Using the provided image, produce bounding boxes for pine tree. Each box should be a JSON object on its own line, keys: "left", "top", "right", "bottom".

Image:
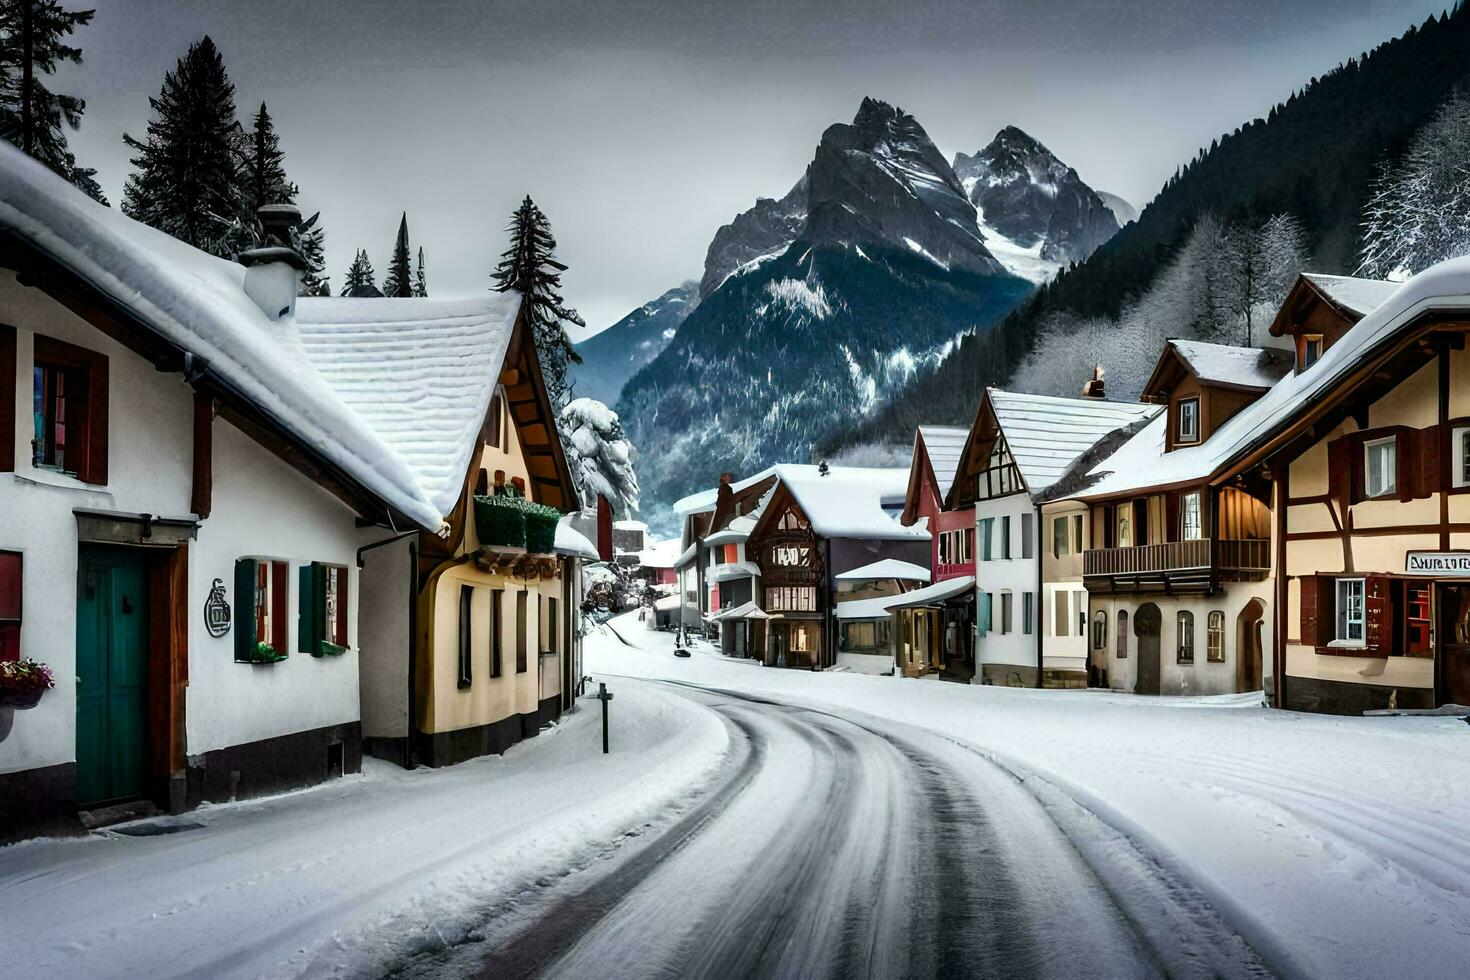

{"left": 340, "top": 248, "right": 380, "bottom": 297}
{"left": 382, "top": 212, "right": 413, "bottom": 297}
{"left": 413, "top": 246, "right": 428, "bottom": 297}
{"left": 121, "top": 36, "right": 243, "bottom": 256}
{"left": 296, "top": 211, "right": 329, "bottom": 296}
{"left": 0, "top": 0, "right": 106, "bottom": 202}
{"left": 492, "top": 196, "right": 584, "bottom": 406}
{"left": 241, "top": 102, "right": 295, "bottom": 212}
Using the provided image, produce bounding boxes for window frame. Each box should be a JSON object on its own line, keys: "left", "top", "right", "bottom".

{"left": 234, "top": 558, "right": 289, "bottom": 663}
{"left": 516, "top": 590, "right": 529, "bottom": 673}
{"left": 30, "top": 334, "right": 108, "bottom": 485}
{"left": 1092, "top": 609, "right": 1108, "bottom": 651}
{"left": 1363, "top": 436, "right": 1397, "bottom": 499}
{"left": 457, "top": 584, "right": 474, "bottom": 688}
{"left": 1001, "top": 515, "right": 1012, "bottom": 560}
{"left": 1022, "top": 591, "right": 1033, "bottom": 636}
{"left": 1000, "top": 592, "right": 1012, "bottom": 634}
{"left": 490, "top": 588, "right": 503, "bottom": 677}
{"left": 1180, "top": 491, "right": 1203, "bottom": 541}
{"left": 1177, "top": 397, "right": 1200, "bottom": 444}
{"left": 1335, "top": 577, "right": 1366, "bottom": 645}
{"left": 1020, "top": 513, "right": 1034, "bottom": 559}
{"left": 1052, "top": 516, "right": 1069, "bottom": 558}
{"left": 1302, "top": 335, "right": 1323, "bottom": 369}
{"left": 1207, "top": 610, "right": 1225, "bottom": 663}
{"left": 0, "top": 550, "right": 22, "bottom": 662}
{"left": 1116, "top": 609, "right": 1128, "bottom": 659}
{"left": 1176, "top": 610, "right": 1195, "bottom": 664}
{"left": 1455, "top": 426, "right": 1470, "bottom": 489}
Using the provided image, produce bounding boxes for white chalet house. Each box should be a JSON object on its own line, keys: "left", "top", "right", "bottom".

{"left": 0, "top": 145, "right": 586, "bottom": 840}
{"left": 948, "top": 389, "right": 1160, "bottom": 686}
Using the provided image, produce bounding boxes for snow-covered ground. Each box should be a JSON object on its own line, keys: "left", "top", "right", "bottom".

{"left": 0, "top": 675, "right": 728, "bottom": 979}
{"left": 592, "top": 613, "right": 1470, "bottom": 979}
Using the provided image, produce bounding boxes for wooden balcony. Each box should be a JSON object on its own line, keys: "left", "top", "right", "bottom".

{"left": 1083, "top": 538, "right": 1269, "bottom": 594}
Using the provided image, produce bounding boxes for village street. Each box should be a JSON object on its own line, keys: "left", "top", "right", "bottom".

{"left": 3, "top": 612, "right": 1469, "bottom": 979}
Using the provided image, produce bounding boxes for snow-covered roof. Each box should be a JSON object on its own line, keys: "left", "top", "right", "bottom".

{"left": 1302, "top": 272, "right": 1398, "bottom": 318}
{"left": 554, "top": 517, "right": 600, "bottom": 560}
{"left": 834, "top": 595, "right": 900, "bottom": 620}
{"left": 672, "top": 465, "right": 779, "bottom": 515}
{"left": 634, "top": 537, "right": 682, "bottom": 568}
{"left": 1065, "top": 257, "right": 1470, "bottom": 500}
{"left": 296, "top": 295, "right": 519, "bottom": 518}
{"left": 835, "top": 559, "right": 931, "bottom": 582}
{"left": 0, "top": 142, "right": 475, "bottom": 531}
{"left": 673, "top": 542, "right": 698, "bottom": 569}
{"left": 613, "top": 519, "right": 648, "bottom": 531}
{"left": 702, "top": 526, "right": 751, "bottom": 547}
{"left": 773, "top": 464, "right": 928, "bottom": 540}
{"left": 885, "top": 575, "right": 976, "bottom": 609}
{"left": 709, "top": 561, "right": 761, "bottom": 584}
{"left": 917, "top": 425, "right": 968, "bottom": 500}
{"left": 713, "top": 600, "right": 770, "bottom": 621}
{"left": 987, "top": 390, "right": 1161, "bottom": 498}
{"left": 1167, "top": 340, "right": 1293, "bottom": 391}
{"left": 653, "top": 594, "right": 682, "bottom": 611}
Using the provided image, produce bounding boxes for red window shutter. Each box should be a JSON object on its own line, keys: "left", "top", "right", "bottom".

{"left": 1299, "top": 574, "right": 1317, "bottom": 646}
{"left": 81, "top": 350, "right": 108, "bottom": 485}
{"left": 271, "top": 561, "right": 289, "bottom": 652}
{"left": 1414, "top": 425, "right": 1440, "bottom": 500}
{"left": 0, "top": 326, "right": 14, "bottom": 472}
{"left": 1365, "top": 574, "right": 1392, "bottom": 654}
{"left": 335, "top": 567, "right": 348, "bottom": 646}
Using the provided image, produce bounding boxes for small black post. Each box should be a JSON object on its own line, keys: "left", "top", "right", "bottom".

{"left": 597, "top": 681, "right": 613, "bottom": 754}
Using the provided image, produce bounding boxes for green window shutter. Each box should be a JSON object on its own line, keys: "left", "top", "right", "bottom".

{"left": 234, "top": 558, "right": 258, "bottom": 662}
{"left": 298, "top": 564, "right": 319, "bottom": 654}
{"left": 312, "top": 562, "right": 329, "bottom": 655}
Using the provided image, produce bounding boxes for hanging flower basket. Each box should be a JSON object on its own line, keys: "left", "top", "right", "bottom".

{"left": 244, "top": 641, "right": 288, "bottom": 665}
{"left": 317, "top": 641, "right": 348, "bottom": 657}
{"left": 0, "top": 659, "right": 55, "bottom": 710}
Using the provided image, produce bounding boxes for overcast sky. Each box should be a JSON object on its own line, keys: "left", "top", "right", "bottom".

{"left": 62, "top": 0, "right": 1446, "bottom": 337}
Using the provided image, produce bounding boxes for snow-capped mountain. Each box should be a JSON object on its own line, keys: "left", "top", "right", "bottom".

{"left": 952, "top": 126, "right": 1121, "bottom": 281}
{"left": 1097, "top": 191, "right": 1139, "bottom": 228}
{"left": 616, "top": 99, "right": 1030, "bottom": 528}
{"left": 572, "top": 281, "right": 698, "bottom": 406}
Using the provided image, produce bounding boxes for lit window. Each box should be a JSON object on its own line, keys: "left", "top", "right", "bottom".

{"left": 1177, "top": 398, "right": 1200, "bottom": 443}
{"left": 1207, "top": 611, "right": 1224, "bottom": 662}
{"left": 1364, "top": 437, "right": 1396, "bottom": 498}
{"left": 1181, "top": 492, "right": 1203, "bottom": 541}
{"left": 1177, "top": 611, "right": 1195, "bottom": 664}
{"left": 1336, "top": 578, "right": 1365, "bottom": 644}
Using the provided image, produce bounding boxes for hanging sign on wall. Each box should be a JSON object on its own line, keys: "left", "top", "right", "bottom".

{"left": 204, "top": 577, "right": 232, "bottom": 637}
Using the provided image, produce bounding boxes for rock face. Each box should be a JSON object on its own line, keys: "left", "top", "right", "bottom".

{"left": 952, "top": 126, "right": 1120, "bottom": 265}
{"left": 616, "top": 98, "right": 1028, "bottom": 529}
{"left": 572, "top": 281, "right": 698, "bottom": 406}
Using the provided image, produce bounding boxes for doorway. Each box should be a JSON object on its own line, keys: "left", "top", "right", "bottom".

{"left": 1236, "top": 598, "right": 1265, "bottom": 693}
{"left": 1436, "top": 584, "right": 1470, "bottom": 707}
{"left": 75, "top": 546, "right": 151, "bottom": 807}
{"left": 1134, "top": 603, "right": 1162, "bottom": 696}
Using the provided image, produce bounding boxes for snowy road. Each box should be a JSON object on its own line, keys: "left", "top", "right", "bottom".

{"left": 407, "top": 680, "right": 1267, "bottom": 980}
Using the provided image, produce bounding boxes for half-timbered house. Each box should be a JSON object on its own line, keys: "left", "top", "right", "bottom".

{"left": 950, "top": 389, "right": 1159, "bottom": 686}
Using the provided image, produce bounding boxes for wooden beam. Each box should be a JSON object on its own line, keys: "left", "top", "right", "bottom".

{"left": 191, "top": 390, "right": 214, "bottom": 519}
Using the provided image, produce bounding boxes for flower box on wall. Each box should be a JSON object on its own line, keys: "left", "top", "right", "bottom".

{"left": 474, "top": 495, "right": 527, "bottom": 548}
{"left": 0, "top": 659, "right": 55, "bottom": 709}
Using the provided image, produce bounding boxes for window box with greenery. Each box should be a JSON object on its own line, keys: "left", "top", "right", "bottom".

{"left": 0, "top": 658, "right": 55, "bottom": 709}
{"left": 235, "top": 558, "right": 289, "bottom": 664}
{"left": 474, "top": 486, "right": 561, "bottom": 554}
{"left": 300, "top": 563, "right": 350, "bottom": 657}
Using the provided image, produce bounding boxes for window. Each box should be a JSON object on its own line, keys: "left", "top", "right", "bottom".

{"left": 938, "top": 529, "right": 972, "bottom": 566}
{"left": 1001, "top": 516, "right": 1012, "bottom": 559}
{"left": 1072, "top": 516, "right": 1084, "bottom": 555}
{"left": 1052, "top": 516, "right": 1070, "bottom": 558}
{"left": 843, "top": 621, "right": 876, "bottom": 649}
{"left": 1364, "top": 436, "right": 1396, "bottom": 498}
{"left": 0, "top": 551, "right": 21, "bottom": 661}
{"left": 1116, "top": 609, "right": 1128, "bottom": 659}
{"left": 457, "top": 585, "right": 474, "bottom": 687}
{"left": 1181, "top": 492, "right": 1203, "bottom": 541}
{"left": 490, "top": 589, "right": 503, "bottom": 677}
{"left": 1455, "top": 427, "right": 1470, "bottom": 488}
{"left": 234, "top": 558, "right": 288, "bottom": 662}
{"left": 1177, "top": 398, "right": 1200, "bottom": 443}
{"left": 980, "top": 518, "right": 994, "bottom": 561}
{"left": 1117, "top": 507, "right": 1132, "bottom": 548}
{"left": 723, "top": 543, "right": 739, "bottom": 565}
{"left": 1000, "top": 592, "right": 1012, "bottom": 634}
{"left": 791, "top": 624, "right": 812, "bottom": 653}
{"left": 1176, "top": 610, "right": 1195, "bottom": 664}
{"left": 1092, "top": 610, "right": 1107, "bottom": 651}
{"left": 1054, "top": 589, "right": 1069, "bottom": 637}
{"left": 1022, "top": 591, "right": 1034, "bottom": 635}
{"left": 547, "top": 597, "right": 558, "bottom": 655}
{"left": 1021, "top": 514, "right": 1034, "bottom": 559}
{"left": 516, "top": 591, "right": 528, "bottom": 672}
{"left": 298, "top": 563, "right": 349, "bottom": 655}
{"left": 978, "top": 591, "right": 991, "bottom": 636}
{"left": 1302, "top": 335, "right": 1323, "bottom": 369}
{"left": 1335, "top": 578, "right": 1365, "bottom": 644}
{"left": 1076, "top": 590, "right": 1087, "bottom": 637}
{"left": 766, "top": 586, "right": 816, "bottom": 612}
{"left": 1207, "top": 610, "right": 1225, "bottom": 662}
{"left": 30, "top": 335, "right": 107, "bottom": 484}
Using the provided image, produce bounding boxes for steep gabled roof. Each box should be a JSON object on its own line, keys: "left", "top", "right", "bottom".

{"left": 1301, "top": 273, "right": 1399, "bottom": 318}
{"left": 672, "top": 465, "right": 779, "bottom": 515}
{"left": 987, "top": 390, "right": 1160, "bottom": 498}
{"left": 761, "top": 464, "right": 928, "bottom": 541}
{"left": 1268, "top": 271, "right": 1396, "bottom": 338}
{"left": 1164, "top": 340, "right": 1294, "bottom": 391}
{"left": 917, "top": 425, "right": 967, "bottom": 499}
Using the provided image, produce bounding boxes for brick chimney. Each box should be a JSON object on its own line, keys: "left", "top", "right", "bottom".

{"left": 238, "top": 204, "right": 308, "bottom": 321}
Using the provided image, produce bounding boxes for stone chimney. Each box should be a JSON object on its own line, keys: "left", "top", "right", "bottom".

{"left": 719, "top": 472, "right": 734, "bottom": 485}
{"left": 238, "top": 204, "right": 308, "bottom": 320}
{"left": 1082, "top": 364, "right": 1106, "bottom": 399}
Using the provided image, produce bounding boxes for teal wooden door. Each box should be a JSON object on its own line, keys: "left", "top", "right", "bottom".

{"left": 75, "top": 549, "right": 150, "bottom": 807}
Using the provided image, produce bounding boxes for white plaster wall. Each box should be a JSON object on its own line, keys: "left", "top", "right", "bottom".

{"left": 186, "top": 422, "right": 362, "bottom": 754}
{"left": 1, "top": 273, "right": 192, "bottom": 775}
{"left": 1093, "top": 580, "right": 1273, "bottom": 697}
{"left": 357, "top": 533, "right": 413, "bottom": 739}
{"left": 973, "top": 494, "right": 1039, "bottom": 670}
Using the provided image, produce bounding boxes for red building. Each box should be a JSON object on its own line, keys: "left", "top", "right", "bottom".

{"left": 901, "top": 426, "right": 974, "bottom": 581}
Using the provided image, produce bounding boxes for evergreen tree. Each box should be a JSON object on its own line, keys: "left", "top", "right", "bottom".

{"left": 413, "top": 245, "right": 428, "bottom": 297}
{"left": 341, "top": 248, "right": 380, "bottom": 297}
{"left": 382, "top": 212, "right": 413, "bottom": 297}
{"left": 0, "top": 0, "right": 106, "bottom": 202}
{"left": 296, "top": 211, "right": 329, "bottom": 296}
{"left": 492, "top": 196, "right": 584, "bottom": 406}
{"left": 241, "top": 102, "right": 295, "bottom": 212}
{"left": 121, "top": 36, "right": 243, "bottom": 256}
